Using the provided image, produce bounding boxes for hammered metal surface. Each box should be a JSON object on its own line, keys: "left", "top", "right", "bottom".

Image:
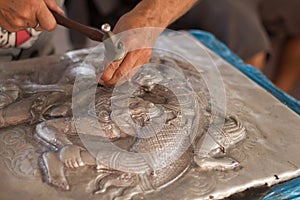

{"left": 0, "top": 32, "right": 299, "bottom": 200}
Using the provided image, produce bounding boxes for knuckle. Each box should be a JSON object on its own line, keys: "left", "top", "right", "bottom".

{"left": 111, "top": 63, "right": 120, "bottom": 71}
{"left": 44, "top": 23, "right": 56, "bottom": 31}
{"left": 20, "top": 10, "right": 32, "bottom": 20}
{"left": 115, "top": 70, "right": 125, "bottom": 78}
{"left": 13, "top": 19, "right": 25, "bottom": 28}
{"left": 106, "top": 61, "right": 119, "bottom": 70}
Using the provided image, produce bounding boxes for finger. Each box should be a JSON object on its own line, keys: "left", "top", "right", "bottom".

{"left": 124, "top": 55, "right": 149, "bottom": 81}
{"left": 102, "top": 54, "right": 134, "bottom": 86}
{"left": 64, "top": 160, "right": 70, "bottom": 168}
{"left": 97, "top": 73, "right": 105, "bottom": 85}
{"left": 104, "top": 50, "right": 151, "bottom": 86}
{"left": 67, "top": 159, "right": 74, "bottom": 169}
{"left": 103, "top": 52, "right": 141, "bottom": 86}
{"left": 71, "top": 158, "right": 79, "bottom": 168}
{"left": 100, "top": 59, "right": 123, "bottom": 82}
{"left": 76, "top": 157, "right": 85, "bottom": 167}
{"left": 36, "top": 3, "right": 57, "bottom": 31}
{"left": 44, "top": 0, "right": 65, "bottom": 15}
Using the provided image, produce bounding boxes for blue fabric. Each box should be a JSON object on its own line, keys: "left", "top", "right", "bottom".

{"left": 263, "top": 178, "right": 300, "bottom": 200}
{"left": 189, "top": 30, "right": 300, "bottom": 115}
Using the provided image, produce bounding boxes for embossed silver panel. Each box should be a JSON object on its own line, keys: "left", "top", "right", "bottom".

{"left": 0, "top": 32, "right": 299, "bottom": 200}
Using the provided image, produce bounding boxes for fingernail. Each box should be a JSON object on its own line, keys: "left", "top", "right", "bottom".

{"left": 98, "top": 78, "right": 105, "bottom": 85}
{"left": 97, "top": 73, "right": 104, "bottom": 82}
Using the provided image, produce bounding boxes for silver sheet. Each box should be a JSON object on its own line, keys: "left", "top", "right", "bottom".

{"left": 0, "top": 31, "right": 299, "bottom": 200}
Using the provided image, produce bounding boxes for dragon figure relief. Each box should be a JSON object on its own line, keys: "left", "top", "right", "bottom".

{"left": 0, "top": 55, "right": 246, "bottom": 199}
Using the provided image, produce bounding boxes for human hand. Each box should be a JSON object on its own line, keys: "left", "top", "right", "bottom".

{"left": 99, "top": 0, "right": 198, "bottom": 86}
{"left": 0, "top": 0, "right": 64, "bottom": 32}
{"left": 99, "top": 11, "right": 164, "bottom": 86}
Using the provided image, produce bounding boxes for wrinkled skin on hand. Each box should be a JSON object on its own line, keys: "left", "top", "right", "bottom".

{"left": 99, "top": 0, "right": 198, "bottom": 86}
{"left": 99, "top": 12, "right": 163, "bottom": 86}
{"left": 0, "top": 0, "right": 64, "bottom": 32}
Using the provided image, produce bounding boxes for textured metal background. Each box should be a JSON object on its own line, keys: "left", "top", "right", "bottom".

{"left": 0, "top": 32, "right": 299, "bottom": 200}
